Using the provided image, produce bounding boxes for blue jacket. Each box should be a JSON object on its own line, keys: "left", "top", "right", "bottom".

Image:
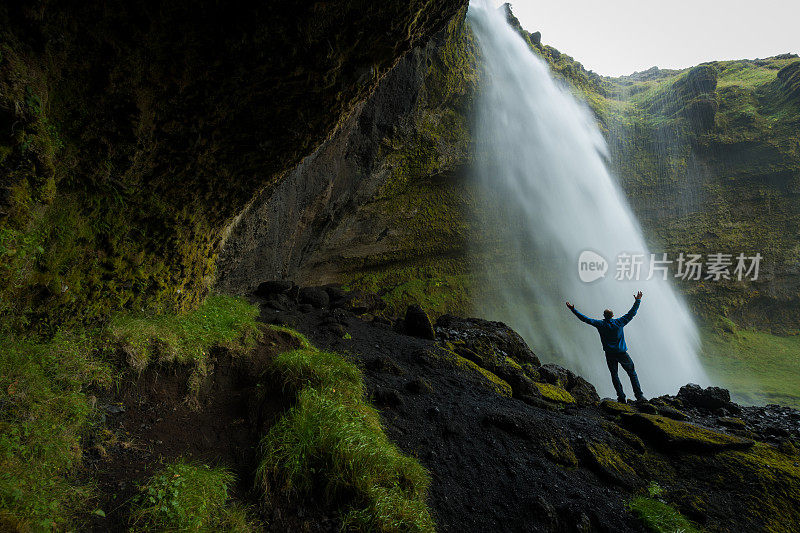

{"left": 572, "top": 299, "right": 640, "bottom": 354}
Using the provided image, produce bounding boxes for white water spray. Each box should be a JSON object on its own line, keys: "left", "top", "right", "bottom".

{"left": 467, "top": 2, "right": 708, "bottom": 396}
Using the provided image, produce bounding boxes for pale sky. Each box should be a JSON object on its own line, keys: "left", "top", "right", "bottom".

{"left": 494, "top": 0, "right": 800, "bottom": 77}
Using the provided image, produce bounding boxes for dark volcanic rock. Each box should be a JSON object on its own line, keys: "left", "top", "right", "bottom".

{"left": 254, "top": 280, "right": 294, "bottom": 298}
{"left": 404, "top": 305, "right": 436, "bottom": 340}
{"left": 299, "top": 286, "right": 330, "bottom": 309}
{"left": 677, "top": 383, "right": 739, "bottom": 412}
{"left": 269, "top": 289, "right": 800, "bottom": 533}
{"left": 657, "top": 405, "right": 688, "bottom": 421}
{"left": 436, "top": 314, "right": 541, "bottom": 367}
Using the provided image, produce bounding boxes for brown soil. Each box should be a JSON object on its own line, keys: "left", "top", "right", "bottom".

{"left": 80, "top": 327, "right": 299, "bottom": 531}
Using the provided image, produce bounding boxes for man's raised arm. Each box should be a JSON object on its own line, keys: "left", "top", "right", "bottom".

{"left": 566, "top": 301, "right": 600, "bottom": 326}
{"left": 617, "top": 291, "right": 643, "bottom": 326}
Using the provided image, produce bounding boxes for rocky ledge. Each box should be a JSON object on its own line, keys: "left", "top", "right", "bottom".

{"left": 255, "top": 281, "right": 800, "bottom": 532}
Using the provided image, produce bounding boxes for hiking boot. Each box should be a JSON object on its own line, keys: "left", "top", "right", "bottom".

{"left": 616, "top": 397, "right": 627, "bottom": 404}
{"left": 635, "top": 394, "right": 648, "bottom": 403}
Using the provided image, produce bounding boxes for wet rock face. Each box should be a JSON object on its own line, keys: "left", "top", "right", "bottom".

{"left": 0, "top": 0, "right": 467, "bottom": 331}
{"left": 214, "top": 9, "right": 479, "bottom": 307}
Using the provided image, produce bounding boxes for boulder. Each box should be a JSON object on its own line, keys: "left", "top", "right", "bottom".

{"left": 254, "top": 280, "right": 293, "bottom": 297}
{"left": 434, "top": 315, "right": 540, "bottom": 367}
{"left": 570, "top": 376, "right": 600, "bottom": 405}
{"left": 657, "top": 405, "right": 688, "bottom": 421}
{"left": 538, "top": 363, "right": 571, "bottom": 388}
{"left": 677, "top": 383, "right": 739, "bottom": 412}
{"left": 538, "top": 364, "right": 598, "bottom": 406}
{"left": 299, "top": 286, "right": 330, "bottom": 309}
{"left": 405, "top": 305, "right": 436, "bottom": 340}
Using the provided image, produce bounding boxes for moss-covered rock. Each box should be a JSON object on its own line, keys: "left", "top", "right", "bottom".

{"left": 0, "top": 0, "right": 468, "bottom": 337}
{"left": 432, "top": 346, "right": 513, "bottom": 398}
{"left": 710, "top": 443, "right": 800, "bottom": 531}
{"left": 533, "top": 382, "right": 576, "bottom": 405}
{"left": 601, "top": 399, "right": 636, "bottom": 415}
{"left": 621, "top": 413, "right": 754, "bottom": 452}
{"left": 541, "top": 433, "right": 579, "bottom": 467}
{"left": 585, "top": 440, "right": 639, "bottom": 486}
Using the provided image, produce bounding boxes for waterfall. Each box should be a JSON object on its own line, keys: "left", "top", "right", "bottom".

{"left": 467, "top": 2, "right": 709, "bottom": 397}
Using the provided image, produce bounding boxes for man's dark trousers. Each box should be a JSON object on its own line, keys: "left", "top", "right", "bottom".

{"left": 605, "top": 351, "right": 643, "bottom": 401}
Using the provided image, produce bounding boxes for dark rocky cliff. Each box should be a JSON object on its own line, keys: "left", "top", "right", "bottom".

{"left": 0, "top": 0, "right": 466, "bottom": 335}
{"left": 217, "top": 9, "right": 481, "bottom": 317}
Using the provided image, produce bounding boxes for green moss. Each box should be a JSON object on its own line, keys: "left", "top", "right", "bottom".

{"left": 601, "top": 420, "right": 646, "bottom": 453}
{"left": 430, "top": 345, "right": 513, "bottom": 398}
{"left": 700, "top": 326, "right": 800, "bottom": 408}
{"left": 259, "top": 341, "right": 436, "bottom": 532}
{"left": 541, "top": 433, "right": 578, "bottom": 467}
{"left": 703, "top": 443, "right": 800, "bottom": 532}
{"left": 623, "top": 413, "right": 753, "bottom": 452}
{"left": 372, "top": 274, "right": 475, "bottom": 319}
{"left": 454, "top": 354, "right": 513, "bottom": 398}
{"left": 629, "top": 495, "right": 700, "bottom": 533}
{"left": 600, "top": 399, "right": 636, "bottom": 415}
{"left": 533, "top": 382, "right": 575, "bottom": 404}
{"left": 585, "top": 441, "right": 638, "bottom": 485}
{"left": 129, "top": 460, "right": 258, "bottom": 531}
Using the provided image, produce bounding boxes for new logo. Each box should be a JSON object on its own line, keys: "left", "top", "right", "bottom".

{"left": 578, "top": 250, "right": 608, "bottom": 283}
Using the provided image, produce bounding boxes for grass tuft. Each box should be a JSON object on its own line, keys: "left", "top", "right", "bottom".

{"left": 108, "top": 294, "right": 260, "bottom": 368}
{"left": 129, "top": 460, "right": 258, "bottom": 531}
{"left": 0, "top": 332, "right": 113, "bottom": 530}
{"left": 258, "top": 340, "right": 435, "bottom": 532}
{"left": 0, "top": 294, "right": 260, "bottom": 528}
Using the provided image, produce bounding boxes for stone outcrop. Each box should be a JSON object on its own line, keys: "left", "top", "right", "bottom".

{"left": 0, "top": 0, "right": 468, "bottom": 334}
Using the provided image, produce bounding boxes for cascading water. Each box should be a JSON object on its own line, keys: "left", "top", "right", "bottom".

{"left": 467, "top": 2, "right": 709, "bottom": 396}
